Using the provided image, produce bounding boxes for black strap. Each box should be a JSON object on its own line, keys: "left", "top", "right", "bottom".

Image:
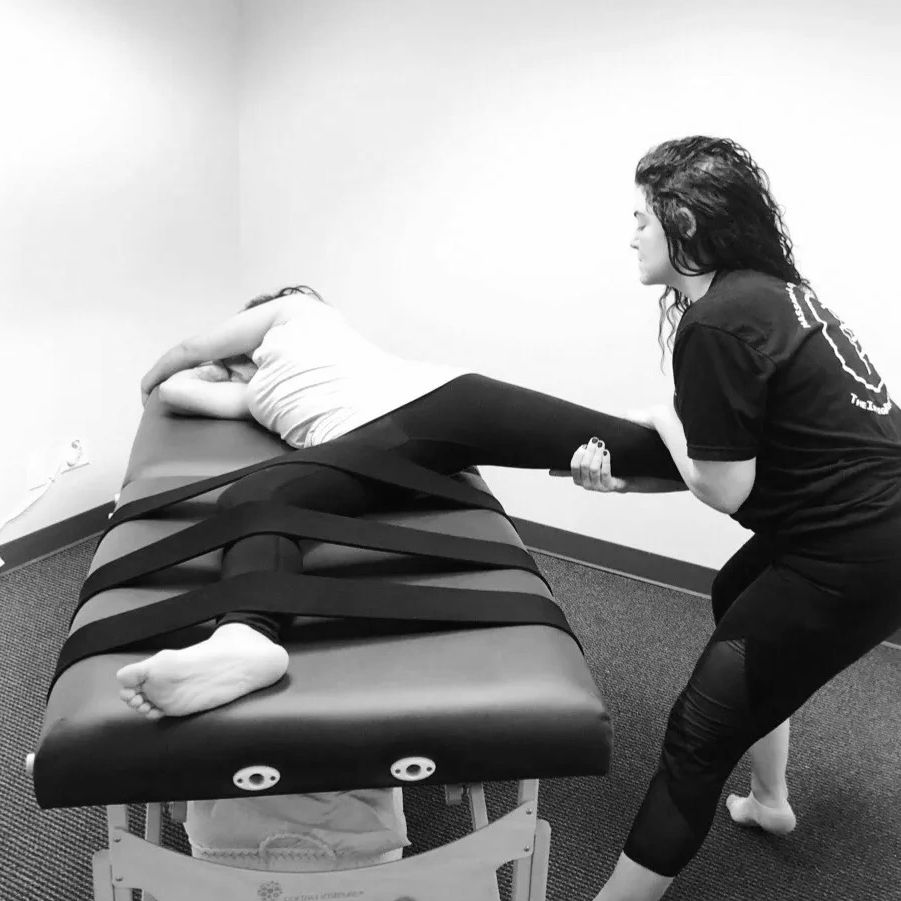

{"left": 51, "top": 571, "right": 579, "bottom": 695}
{"left": 76, "top": 501, "right": 546, "bottom": 623}
{"left": 108, "top": 444, "right": 503, "bottom": 531}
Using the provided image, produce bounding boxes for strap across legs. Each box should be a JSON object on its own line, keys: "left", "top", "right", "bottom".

{"left": 51, "top": 571, "right": 579, "bottom": 694}
{"left": 107, "top": 444, "right": 504, "bottom": 532}
{"left": 53, "top": 442, "right": 576, "bottom": 696}
{"left": 75, "top": 501, "right": 546, "bottom": 623}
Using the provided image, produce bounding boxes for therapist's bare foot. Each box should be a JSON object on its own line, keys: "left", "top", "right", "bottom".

{"left": 116, "top": 623, "right": 289, "bottom": 719}
{"left": 726, "top": 790, "right": 797, "bottom": 835}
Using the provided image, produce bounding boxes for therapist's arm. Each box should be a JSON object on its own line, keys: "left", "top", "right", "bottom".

{"left": 549, "top": 468, "right": 687, "bottom": 492}
{"left": 649, "top": 404, "right": 755, "bottom": 514}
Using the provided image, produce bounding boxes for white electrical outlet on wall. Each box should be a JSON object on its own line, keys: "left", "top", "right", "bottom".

{"left": 1, "top": 439, "right": 92, "bottom": 564}
{"left": 63, "top": 438, "right": 89, "bottom": 471}
{"left": 26, "top": 438, "right": 89, "bottom": 490}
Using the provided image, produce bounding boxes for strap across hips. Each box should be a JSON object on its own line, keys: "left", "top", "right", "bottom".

{"left": 106, "top": 444, "right": 505, "bottom": 531}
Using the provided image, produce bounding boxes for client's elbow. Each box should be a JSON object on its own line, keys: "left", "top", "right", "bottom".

{"left": 156, "top": 377, "right": 178, "bottom": 409}
{"left": 156, "top": 372, "right": 195, "bottom": 413}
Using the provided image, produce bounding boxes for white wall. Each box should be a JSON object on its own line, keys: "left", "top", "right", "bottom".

{"left": 5, "top": 0, "right": 900, "bottom": 572}
{"left": 237, "top": 0, "right": 901, "bottom": 568}
{"left": 0, "top": 0, "right": 241, "bottom": 545}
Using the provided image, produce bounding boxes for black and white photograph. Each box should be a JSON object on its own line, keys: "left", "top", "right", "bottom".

{"left": 1, "top": 2, "right": 899, "bottom": 900}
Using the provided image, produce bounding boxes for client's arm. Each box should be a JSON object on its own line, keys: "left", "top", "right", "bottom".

{"left": 157, "top": 365, "right": 252, "bottom": 419}
{"left": 140, "top": 298, "right": 293, "bottom": 404}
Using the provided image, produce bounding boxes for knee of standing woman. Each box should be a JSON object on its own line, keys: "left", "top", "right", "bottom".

{"left": 710, "top": 568, "right": 738, "bottom": 624}
{"left": 625, "top": 640, "right": 758, "bottom": 876}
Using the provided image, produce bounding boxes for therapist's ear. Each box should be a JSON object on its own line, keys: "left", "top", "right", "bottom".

{"left": 674, "top": 206, "right": 697, "bottom": 239}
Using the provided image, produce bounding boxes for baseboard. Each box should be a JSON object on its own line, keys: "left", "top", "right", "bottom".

{"left": 3, "top": 506, "right": 898, "bottom": 648}
{"left": 0, "top": 502, "right": 113, "bottom": 573}
{"left": 511, "top": 517, "right": 716, "bottom": 597}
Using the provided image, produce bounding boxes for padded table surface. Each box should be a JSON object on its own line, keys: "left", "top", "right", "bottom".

{"left": 34, "top": 399, "right": 611, "bottom": 808}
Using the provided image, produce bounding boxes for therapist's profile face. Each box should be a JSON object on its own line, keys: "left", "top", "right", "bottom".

{"left": 630, "top": 187, "right": 675, "bottom": 288}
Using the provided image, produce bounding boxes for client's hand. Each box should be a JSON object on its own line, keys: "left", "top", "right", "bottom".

{"left": 550, "top": 437, "right": 628, "bottom": 493}
{"left": 178, "top": 358, "right": 256, "bottom": 384}
{"left": 221, "top": 355, "right": 257, "bottom": 383}
{"left": 140, "top": 374, "right": 156, "bottom": 406}
{"left": 193, "top": 361, "right": 231, "bottom": 382}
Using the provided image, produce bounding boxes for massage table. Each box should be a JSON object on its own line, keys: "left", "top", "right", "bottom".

{"left": 29, "top": 396, "right": 612, "bottom": 901}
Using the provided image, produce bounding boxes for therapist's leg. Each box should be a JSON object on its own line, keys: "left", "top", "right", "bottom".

{"left": 709, "top": 538, "right": 795, "bottom": 831}
{"left": 591, "top": 549, "right": 901, "bottom": 900}
{"left": 726, "top": 720, "right": 795, "bottom": 832}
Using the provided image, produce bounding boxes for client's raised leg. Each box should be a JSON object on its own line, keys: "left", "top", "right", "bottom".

{"left": 382, "top": 374, "right": 684, "bottom": 481}
{"left": 117, "top": 460, "right": 395, "bottom": 718}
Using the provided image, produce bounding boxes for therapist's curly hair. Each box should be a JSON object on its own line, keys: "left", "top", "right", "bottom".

{"left": 243, "top": 284, "right": 326, "bottom": 310}
{"left": 635, "top": 136, "right": 808, "bottom": 361}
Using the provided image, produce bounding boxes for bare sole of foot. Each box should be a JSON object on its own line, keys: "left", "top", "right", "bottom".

{"left": 726, "top": 791, "right": 797, "bottom": 835}
{"left": 115, "top": 623, "right": 289, "bottom": 719}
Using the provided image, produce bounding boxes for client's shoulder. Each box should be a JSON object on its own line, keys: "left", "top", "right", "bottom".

{"left": 272, "top": 292, "right": 339, "bottom": 327}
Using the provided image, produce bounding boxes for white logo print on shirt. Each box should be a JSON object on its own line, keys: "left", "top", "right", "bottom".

{"left": 785, "top": 283, "right": 892, "bottom": 415}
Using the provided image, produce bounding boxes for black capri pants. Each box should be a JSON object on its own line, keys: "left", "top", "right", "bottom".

{"left": 624, "top": 529, "right": 901, "bottom": 876}
{"left": 214, "top": 372, "right": 682, "bottom": 639}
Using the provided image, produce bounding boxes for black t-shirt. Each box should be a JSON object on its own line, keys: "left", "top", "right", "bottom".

{"left": 672, "top": 269, "right": 901, "bottom": 552}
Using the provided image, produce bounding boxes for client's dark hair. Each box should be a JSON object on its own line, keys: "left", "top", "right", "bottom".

{"left": 242, "top": 285, "right": 326, "bottom": 311}
{"left": 635, "top": 136, "right": 807, "bottom": 359}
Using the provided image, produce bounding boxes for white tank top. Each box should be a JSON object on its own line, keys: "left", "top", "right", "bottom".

{"left": 246, "top": 299, "right": 464, "bottom": 448}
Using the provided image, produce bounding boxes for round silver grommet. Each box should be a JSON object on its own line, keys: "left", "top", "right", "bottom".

{"left": 233, "top": 765, "right": 281, "bottom": 791}
{"left": 390, "top": 756, "right": 436, "bottom": 782}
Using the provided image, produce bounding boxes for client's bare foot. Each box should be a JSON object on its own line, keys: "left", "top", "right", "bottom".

{"left": 116, "top": 623, "right": 289, "bottom": 719}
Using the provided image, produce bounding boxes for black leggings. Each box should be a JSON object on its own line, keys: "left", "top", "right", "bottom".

{"left": 215, "top": 373, "right": 682, "bottom": 639}
{"left": 623, "top": 531, "right": 901, "bottom": 876}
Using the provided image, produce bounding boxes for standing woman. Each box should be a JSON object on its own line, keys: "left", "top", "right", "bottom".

{"left": 573, "top": 136, "right": 901, "bottom": 900}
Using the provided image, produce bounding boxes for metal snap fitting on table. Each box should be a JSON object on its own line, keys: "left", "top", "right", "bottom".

{"left": 390, "top": 756, "right": 436, "bottom": 782}
{"left": 233, "top": 765, "right": 281, "bottom": 791}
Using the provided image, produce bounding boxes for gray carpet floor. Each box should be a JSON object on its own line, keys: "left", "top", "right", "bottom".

{"left": 2, "top": 537, "right": 899, "bottom": 900}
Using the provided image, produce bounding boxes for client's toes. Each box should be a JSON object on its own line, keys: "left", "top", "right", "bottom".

{"left": 119, "top": 685, "right": 164, "bottom": 720}
{"left": 136, "top": 699, "right": 160, "bottom": 718}
{"left": 117, "top": 660, "right": 150, "bottom": 690}
{"left": 128, "top": 693, "right": 148, "bottom": 710}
